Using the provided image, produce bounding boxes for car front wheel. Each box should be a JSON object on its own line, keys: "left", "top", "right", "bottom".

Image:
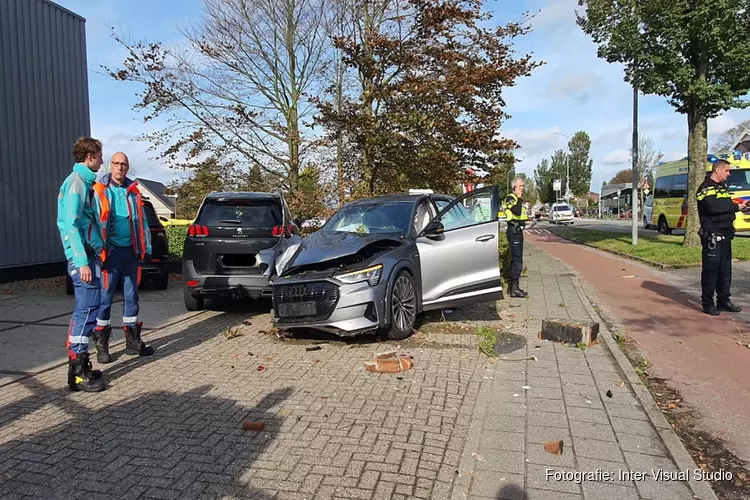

{"left": 381, "top": 271, "right": 417, "bottom": 341}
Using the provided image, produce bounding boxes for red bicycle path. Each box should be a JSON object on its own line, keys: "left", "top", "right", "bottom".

{"left": 525, "top": 230, "right": 750, "bottom": 464}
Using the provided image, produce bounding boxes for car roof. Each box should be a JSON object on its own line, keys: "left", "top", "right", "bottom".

{"left": 205, "top": 191, "right": 280, "bottom": 200}
{"left": 345, "top": 193, "right": 429, "bottom": 205}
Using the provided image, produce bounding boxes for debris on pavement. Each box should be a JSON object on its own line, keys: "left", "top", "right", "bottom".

{"left": 606, "top": 390, "right": 613, "bottom": 398}
{"left": 242, "top": 421, "right": 265, "bottom": 431}
{"left": 522, "top": 386, "right": 531, "bottom": 390}
{"left": 544, "top": 440, "right": 564, "bottom": 455}
{"left": 364, "top": 351, "right": 414, "bottom": 373}
{"left": 257, "top": 366, "right": 266, "bottom": 372}
{"left": 223, "top": 327, "right": 243, "bottom": 339}
{"left": 306, "top": 345, "right": 323, "bottom": 352}
{"left": 472, "top": 452, "right": 485, "bottom": 462}
{"left": 243, "top": 319, "right": 252, "bottom": 326}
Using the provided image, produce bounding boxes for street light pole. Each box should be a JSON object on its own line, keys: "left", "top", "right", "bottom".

{"left": 632, "top": 85, "right": 639, "bottom": 246}
{"left": 555, "top": 132, "right": 570, "bottom": 203}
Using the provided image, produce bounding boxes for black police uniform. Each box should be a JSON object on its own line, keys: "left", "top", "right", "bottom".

{"left": 505, "top": 193, "right": 528, "bottom": 298}
{"left": 696, "top": 177, "right": 743, "bottom": 315}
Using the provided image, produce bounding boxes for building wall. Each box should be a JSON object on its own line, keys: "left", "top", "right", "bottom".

{"left": 0, "top": 0, "right": 90, "bottom": 269}
{"left": 138, "top": 185, "right": 175, "bottom": 219}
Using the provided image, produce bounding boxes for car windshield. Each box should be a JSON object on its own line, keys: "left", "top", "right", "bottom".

{"left": 726, "top": 169, "right": 750, "bottom": 192}
{"left": 554, "top": 205, "right": 572, "bottom": 212}
{"left": 323, "top": 202, "right": 413, "bottom": 236}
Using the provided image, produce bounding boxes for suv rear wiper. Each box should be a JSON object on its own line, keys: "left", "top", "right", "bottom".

{"left": 218, "top": 219, "right": 242, "bottom": 224}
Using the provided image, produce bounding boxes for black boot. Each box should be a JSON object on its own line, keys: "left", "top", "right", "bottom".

{"left": 510, "top": 281, "right": 528, "bottom": 298}
{"left": 124, "top": 322, "right": 154, "bottom": 356}
{"left": 718, "top": 301, "right": 742, "bottom": 313}
{"left": 67, "top": 352, "right": 106, "bottom": 392}
{"left": 93, "top": 326, "right": 113, "bottom": 364}
{"left": 703, "top": 304, "right": 720, "bottom": 316}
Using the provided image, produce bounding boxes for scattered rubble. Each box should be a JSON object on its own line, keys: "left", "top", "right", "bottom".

{"left": 241, "top": 421, "right": 265, "bottom": 431}
{"left": 540, "top": 318, "right": 599, "bottom": 345}
{"left": 364, "top": 351, "right": 414, "bottom": 373}
{"left": 544, "top": 440, "right": 564, "bottom": 455}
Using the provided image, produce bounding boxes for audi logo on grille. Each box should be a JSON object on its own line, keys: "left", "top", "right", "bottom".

{"left": 286, "top": 285, "right": 306, "bottom": 298}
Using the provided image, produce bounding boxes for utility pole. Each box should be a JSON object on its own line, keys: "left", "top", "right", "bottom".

{"left": 554, "top": 132, "right": 571, "bottom": 203}
{"left": 631, "top": 85, "right": 639, "bottom": 246}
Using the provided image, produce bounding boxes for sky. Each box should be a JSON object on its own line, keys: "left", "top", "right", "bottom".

{"left": 54, "top": 0, "right": 750, "bottom": 193}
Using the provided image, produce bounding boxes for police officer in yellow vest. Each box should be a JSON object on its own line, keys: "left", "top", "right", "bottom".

{"left": 505, "top": 176, "right": 529, "bottom": 298}
{"left": 697, "top": 158, "right": 749, "bottom": 315}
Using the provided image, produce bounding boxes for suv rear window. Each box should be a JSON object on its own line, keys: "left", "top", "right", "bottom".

{"left": 197, "top": 199, "right": 283, "bottom": 227}
{"left": 143, "top": 204, "right": 162, "bottom": 227}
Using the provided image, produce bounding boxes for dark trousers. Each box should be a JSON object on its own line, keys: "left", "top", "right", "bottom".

{"left": 507, "top": 226, "right": 524, "bottom": 282}
{"left": 701, "top": 235, "right": 732, "bottom": 306}
{"left": 96, "top": 246, "right": 141, "bottom": 327}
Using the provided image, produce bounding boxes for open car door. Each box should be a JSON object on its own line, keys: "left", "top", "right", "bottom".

{"left": 417, "top": 185, "right": 502, "bottom": 311}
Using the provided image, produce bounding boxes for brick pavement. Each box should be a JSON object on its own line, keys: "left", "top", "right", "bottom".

{"left": 451, "top": 242, "right": 712, "bottom": 500}
{"left": 0, "top": 293, "right": 490, "bottom": 499}
{"left": 0, "top": 245, "right": 712, "bottom": 500}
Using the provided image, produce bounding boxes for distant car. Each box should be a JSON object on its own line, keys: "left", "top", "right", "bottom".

{"left": 643, "top": 195, "right": 654, "bottom": 229}
{"left": 271, "top": 186, "right": 503, "bottom": 340}
{"left": 65, "top": 199, "right": 169, "bottom": 295}
{"left": 181, "top": 191, "right": 298, "bottom": 311}
{"left": 548, "top": 203, "right": 575, "bottom": 224}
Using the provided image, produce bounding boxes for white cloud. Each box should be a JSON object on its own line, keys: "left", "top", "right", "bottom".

{"left": 601, "top": 150, "right": 631, "bottom": 165}
{"left": 545, "top": 72, "right": 602, "bottom": 103}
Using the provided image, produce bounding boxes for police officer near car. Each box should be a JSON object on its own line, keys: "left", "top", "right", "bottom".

{"left": 697, "top": 158, "right": 750, "bottom": 315}
{"left": 505, "top": 176, "right": 529, "bottom": 298}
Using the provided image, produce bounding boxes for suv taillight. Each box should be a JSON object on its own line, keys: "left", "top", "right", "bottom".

{"left": 188, "top": 224, "right": 209, "bottom": 237}
{"left": 272, "top": 224, "right": 295, "bottom": 237}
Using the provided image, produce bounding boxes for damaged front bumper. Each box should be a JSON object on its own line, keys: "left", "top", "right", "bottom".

{"left": 271, "top": 274, "right": 389, "bottom": 336}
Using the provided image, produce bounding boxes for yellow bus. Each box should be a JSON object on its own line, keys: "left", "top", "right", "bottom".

{"left": 650, "top": 153, "right": 750, "bottom": 234}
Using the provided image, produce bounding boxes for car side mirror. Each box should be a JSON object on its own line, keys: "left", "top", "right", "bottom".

{"left": 422, "top": 221, "right": 445, "bottom": 239}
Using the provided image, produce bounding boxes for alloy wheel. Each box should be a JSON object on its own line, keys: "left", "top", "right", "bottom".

{"left": 392, "top": 275, "right": 416, "bottom": 332}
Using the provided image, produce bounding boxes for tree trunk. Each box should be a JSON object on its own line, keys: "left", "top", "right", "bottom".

{"left": 683, "top": 107, "right": 707, "bottom": 248}
{"left": 285, "top": 3, "right": 300, "bottom": 196}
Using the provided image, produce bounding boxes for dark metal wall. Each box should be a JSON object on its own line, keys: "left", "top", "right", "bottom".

{"left": 0, "top": 0, "right": 90, "bottom": 269}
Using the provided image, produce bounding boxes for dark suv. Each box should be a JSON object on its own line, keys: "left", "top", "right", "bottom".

{"left": 65, "top": 199, "right": 169, "bottom": 294}
{"left": 182, "top": 191, "right": 298, "bottom": 311}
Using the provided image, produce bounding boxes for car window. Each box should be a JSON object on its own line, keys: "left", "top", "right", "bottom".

{"left": 197, "top": 199, "right": 282, "bottom": 227}
{"left": 413, "top": 200, "right": 434, "bottom": 233}
{"left": 553, "top": 205, "right": 571, "bottom": 212}
{"left": 727, "top": 170, "right": 750, "bottom": 192}
{"left": 142, "top": 204, "right": 162, "bottom": 227}
{"left": 437, "top": 190, "right": 493, "bottom": 231}
{"left": 323, "top": 202, "right": 413, "bottom": 236}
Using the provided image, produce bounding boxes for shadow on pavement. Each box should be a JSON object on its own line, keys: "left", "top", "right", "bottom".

{"left": 640, "top": 280, "right": 704, "bottom": 312}
{"left": 0, "top": 384, "right": 292, "bottom": 498}
{"left": 0, "top": 300, "right": 268, "bottom": 426}
{"left": 496, "top": 484, "right": 526, "bottom": 500}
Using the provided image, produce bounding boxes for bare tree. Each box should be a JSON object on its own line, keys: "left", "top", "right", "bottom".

{"left": 630, "top": 135, "right": 663, "bottom": 216}
{"left": 105, "top": 0, "right": 330, "bottom": 200}
{"left": 712, "top": 119, "right": 750, "bottom": 154}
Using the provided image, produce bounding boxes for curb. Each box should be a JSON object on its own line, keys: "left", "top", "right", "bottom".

{"left": 544, "top": 229, "right": 700, "bottom": 270}
{"left": 568, "top": 272, "right": 718, "bottom": 500}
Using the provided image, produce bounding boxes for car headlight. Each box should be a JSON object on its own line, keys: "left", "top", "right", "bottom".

{"left": 335, "top": 264, "right": 383, "bottom": 286}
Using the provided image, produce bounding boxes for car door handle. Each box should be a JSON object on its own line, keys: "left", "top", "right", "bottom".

{"left": 476, "top": 234, "right": 495, "bottom": 242}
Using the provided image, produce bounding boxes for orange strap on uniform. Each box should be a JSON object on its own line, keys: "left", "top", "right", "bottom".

{"left": 92, "top": 183, "right": 111, "bottom": 263}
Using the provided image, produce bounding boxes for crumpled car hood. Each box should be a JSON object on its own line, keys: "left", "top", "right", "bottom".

{"left": 276, "top": 231, "right": 402, "bottom": 276}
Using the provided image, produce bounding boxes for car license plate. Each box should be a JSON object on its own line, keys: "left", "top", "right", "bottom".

{"left": 278, "top": 301, "right": 317, "bottom": 317}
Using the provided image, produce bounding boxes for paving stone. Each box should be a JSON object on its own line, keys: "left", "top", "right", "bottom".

{"left": 581, "top": 481, "right": 640, "bottom": 500}
{"left": 475, "top": 450, "right": 525, "bottom": 474}
{"left": 527, "top": 411, "right": 570, "bottom": 429}
{"left": 565, "top": 406, "right": 610, "bottom": 425}
{"left": 527, "top": 488, "right": 583, "bottom": 500}
{"left": 469, "top": 471, "right": 524, "bottom": 498}
{"left": 526, "top": 426, "right": 572, "bottom": 446}
{"left": 478, "top": 431, "right": 525, "bottom": 452}
{"left": 573, "top": 437, "right": 625, "bottom": 463}
{"left": 570, "top": 421, "right": 617, "bottom": 442}
{"left": 526, "top": 464, "right": 582, "bottom": 494}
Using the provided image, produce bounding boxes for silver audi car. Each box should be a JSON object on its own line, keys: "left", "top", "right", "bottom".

{"left": 270, "top": 185, "right": 503, "bottom": 340}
